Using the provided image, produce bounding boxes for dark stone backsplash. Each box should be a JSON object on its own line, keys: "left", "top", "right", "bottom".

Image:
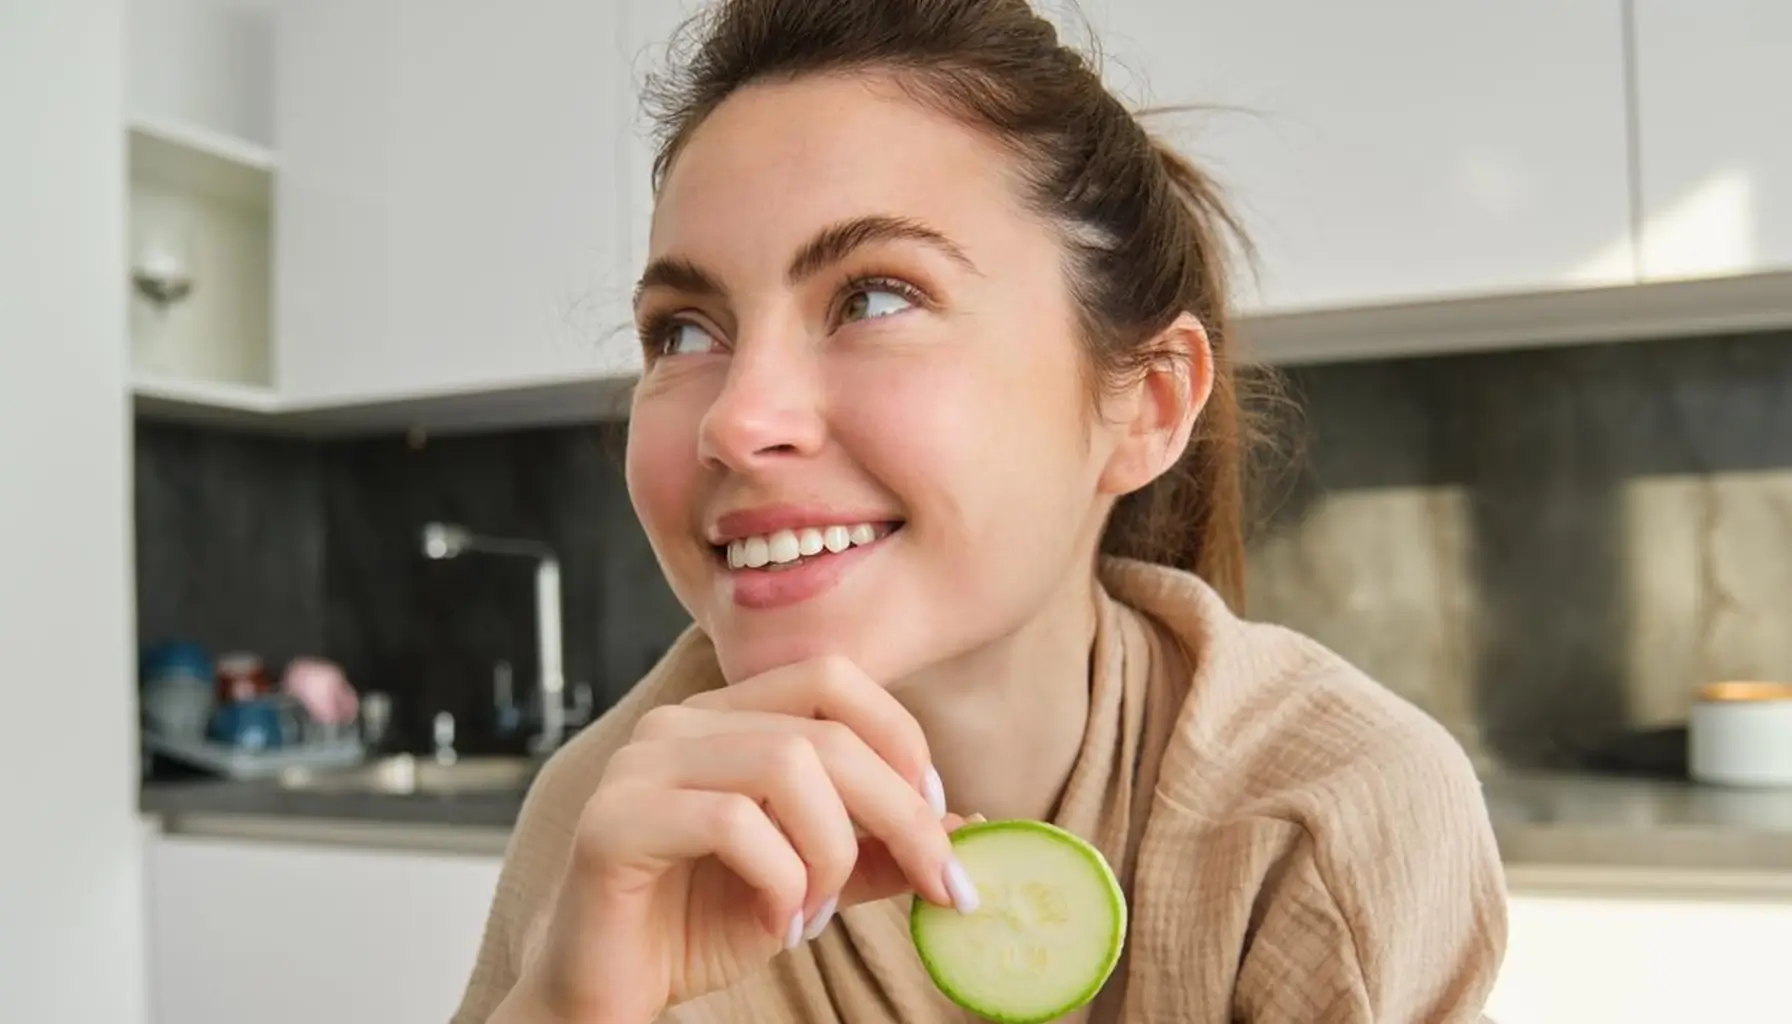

{"left": 136, "top": 327, "right": 1792, "bottom": 769}
{"left": 134, "top": 421, "right": 691, "bottom": 755}
{"left": 135, "top": 424, "right": 327, "bottom": 672}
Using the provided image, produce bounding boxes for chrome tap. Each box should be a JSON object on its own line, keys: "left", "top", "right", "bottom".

{"left": 421, "top": 522, "right": 567, "bottom": 754}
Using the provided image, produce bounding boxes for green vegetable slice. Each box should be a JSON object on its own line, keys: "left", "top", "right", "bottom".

{"left": 910, "top": 819, "right": 1126, "bottom": 1023}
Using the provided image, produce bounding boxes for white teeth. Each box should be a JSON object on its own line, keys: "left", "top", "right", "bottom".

{"left": 742, "top": 536, "right": 770, "bottom": 568}
{"left": 767, "top": 529, "right": 800, "bottom": 563}
{"left": 724, "top": 522, "right": 892, "bottom": 569}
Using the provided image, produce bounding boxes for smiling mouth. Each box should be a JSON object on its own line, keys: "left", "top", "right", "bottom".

{"left": 714, "top": 521, "right": 903, "bottom": 571}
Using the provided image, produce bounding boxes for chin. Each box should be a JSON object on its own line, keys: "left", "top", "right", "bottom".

{"left": 706, "top": 611, "right": 882, "bottom": 685}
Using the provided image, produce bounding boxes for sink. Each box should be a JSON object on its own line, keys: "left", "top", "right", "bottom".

{"left": 276, "top": 754, "right": 542, "bottom": 797}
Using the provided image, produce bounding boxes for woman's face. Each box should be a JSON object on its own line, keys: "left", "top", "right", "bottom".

{"left": 626, "top": 73, "right": 1155, "bottom": 686}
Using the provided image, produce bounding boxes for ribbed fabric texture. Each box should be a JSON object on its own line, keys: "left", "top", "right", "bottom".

{"left": 453, "top": 558, "right": 1508, "bottom": 1023}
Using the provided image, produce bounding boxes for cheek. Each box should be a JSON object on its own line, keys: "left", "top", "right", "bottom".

{"left": 624, "top": 401, "right": 699, "bottom": 546}
{"left": 834, "top": 342, "right": 1093, "bottom": 529}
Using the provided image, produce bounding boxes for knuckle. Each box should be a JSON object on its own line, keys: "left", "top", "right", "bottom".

{"left": 765, "top": 733, "right": 819, "bottom": 784}
{"left": 907, "top": 799, "right": 946, "bottom": 843}
{"left": 813, "top": 655, "right": 862, "bottom": 697}
{"left": 707, "top": 792, "right": 761, "bottom": 844}
{"left": 572, "top": 784, "right": 634, "bottom": 864}
{"left": 680, "top": 687, "right": 723, "bottom": 711}
{"left": 631, "top": 704, "right": 683, "bottom": 740}
{"left": 601, "top": 738, "right": 663, "bottom": 784}
{"left": 808, "top": 719, "right": 858, "bottom": 762}
{"left": 812, "top": 837, "right": 860, "bottom": 892}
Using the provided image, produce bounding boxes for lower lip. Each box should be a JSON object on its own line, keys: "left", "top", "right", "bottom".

{"left": 723, "top": 533, "right": 892, "bottom": 610}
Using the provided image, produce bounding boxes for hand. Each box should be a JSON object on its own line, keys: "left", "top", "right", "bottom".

{"left": 501, "top": 656, "right": 977, "bottom": 1024}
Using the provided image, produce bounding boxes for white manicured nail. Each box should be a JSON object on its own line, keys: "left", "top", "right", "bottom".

{"left": 802, "top": 895, "right": 838, "bottom": 940}
{"left": 943, "top": 856, "right": 980, "bottom": 914}
{"left": 922, "top": 765, "right": 947, "bottom": 818}
{"left": 784, "top": 910, "right": 803, "bottom": 950}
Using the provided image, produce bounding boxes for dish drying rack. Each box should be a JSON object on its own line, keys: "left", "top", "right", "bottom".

{"left": 144, "top": 729, "right": 367, "bottom": 781}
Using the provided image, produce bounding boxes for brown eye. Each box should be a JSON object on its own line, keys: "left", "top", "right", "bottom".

{"left": 645, "top": 318, "right": 720, "bottom": 358}
{"left": 841, "top": 285, "right": 915, "bottom": 323}
{"left": 666, "top": 321, "right": 717, "bottom": 355}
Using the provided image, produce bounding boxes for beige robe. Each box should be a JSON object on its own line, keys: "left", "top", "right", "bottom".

{"left": 453, "top": 558, "right": 1508, "bottom": 1022}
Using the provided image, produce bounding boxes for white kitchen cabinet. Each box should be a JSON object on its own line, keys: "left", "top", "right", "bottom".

{"left": 274, "top": 0, "right": 640, "bottom": 411}
{"left": 125, "top": 0, "right": 279, "bottom": 408}
{"left": 1632, "top": 1, "right": 1792, "bottom": 282}
{"left": 127, "top": 0, "right": 275, "bottom": 149}
{"left": 618, "top": 0, "right": 713, "bottom": 287}
{"left": 146, "top": 833, "right": 502, "bottom": 1024}
{"left": 1078, "top": 1, "right": 1636, "bottom": 321}
{"left": 1486, "top": 892, "right": 1792, "bottom": 1023}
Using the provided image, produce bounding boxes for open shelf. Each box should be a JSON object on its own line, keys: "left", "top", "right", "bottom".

{"left": 127, "top": 115, "right": 275, "bottom": 406}
{"left": 132, "top": 372, "right": 280, "bottom": 414}
{"left": 127, "top": 116, "right": 274, "bottom": 210}
{"left": 132, "top": 372, "right": 285, "bottom": 432}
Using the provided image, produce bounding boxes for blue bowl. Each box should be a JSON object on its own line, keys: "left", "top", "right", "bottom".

{"left": 141, "top": 641, "right": 213, "bottom": 687}
{"left": 207, "top": 697, "right": 296, "bottom": 751}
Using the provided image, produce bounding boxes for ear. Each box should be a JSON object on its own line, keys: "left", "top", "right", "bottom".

{"left": 1096, "top": 313, "right": 1214, "bottom": 497}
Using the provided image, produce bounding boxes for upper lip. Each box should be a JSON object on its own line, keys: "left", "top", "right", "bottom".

{"left": 706, "top": 503, "right": 904, "bottom": 545}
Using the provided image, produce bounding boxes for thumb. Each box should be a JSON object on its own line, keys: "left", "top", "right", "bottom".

{"left": 840, "top": 813, "right": 984, "bottom": 908}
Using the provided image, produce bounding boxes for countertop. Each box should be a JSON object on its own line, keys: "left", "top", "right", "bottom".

{"left": 140, "top": 769, "right": 1792, "bottom": 895}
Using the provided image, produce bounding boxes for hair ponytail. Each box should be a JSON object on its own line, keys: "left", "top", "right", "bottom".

{"left": 1097, "top": 136, "right": 1260, "bottom": 609}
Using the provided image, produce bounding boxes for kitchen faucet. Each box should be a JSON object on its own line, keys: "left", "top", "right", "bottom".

{"left": 421, "top": 521, "right": 570, "bottom": 754}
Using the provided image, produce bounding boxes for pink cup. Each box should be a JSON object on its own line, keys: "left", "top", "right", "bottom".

{"left": 281, "top": 658, "right": 359, "bottom": 730}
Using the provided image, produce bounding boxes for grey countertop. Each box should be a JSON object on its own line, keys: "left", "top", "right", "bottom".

{"left": 140, "top": 769, "right": 1792, "bottom": 893}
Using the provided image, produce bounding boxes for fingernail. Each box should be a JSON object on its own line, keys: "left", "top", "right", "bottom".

{"left": 922, "top": 765, "right": 947, "bottom": 818}
{"left": 942, "top": 856, "right": 980, "bottom": 914}
{"left": 966, "top": 813, "right": 988, "bottom": 824}
{"left": 784, "top": 910, "right": 803, "bottom": 950}
{"left": 802, "top": 895, "right": 838, "bottom": 941}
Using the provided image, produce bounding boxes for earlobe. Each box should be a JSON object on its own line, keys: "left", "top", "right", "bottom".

{"left": 1096, "top": 313, "right": 1214, "bottom": 496}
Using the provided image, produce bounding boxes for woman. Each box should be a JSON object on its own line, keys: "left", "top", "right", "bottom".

{"left": 456, "top": 1, "right": 1506, "bottom": 1021}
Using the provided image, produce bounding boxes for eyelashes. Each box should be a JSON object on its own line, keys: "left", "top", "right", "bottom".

{"left": 636, "top": 274, "right": 933, "bottom": 361}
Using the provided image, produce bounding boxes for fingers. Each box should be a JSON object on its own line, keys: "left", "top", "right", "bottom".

{"left": 586, "top": 784, "right": 808, "bottom": 940}
{"left": 612, "top": 729, "right": 858, "bottom": 912}
{"left": 681, "top": 656, "right": 939, "bottom": 807}
{"left": 842, "top": 812, "right": 976, "bottom": 908}
{"left": 615, "top": 726, "right": 960, "bottom": 911}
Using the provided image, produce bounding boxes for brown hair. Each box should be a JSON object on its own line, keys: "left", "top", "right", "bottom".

{"left": 641, "top": 0, "right": 1277, "bottom": 610}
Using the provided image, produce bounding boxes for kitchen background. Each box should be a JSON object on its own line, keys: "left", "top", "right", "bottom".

{"left": 137, "top": 325, "right": 1792, "bottom": 771}
{"left": 12, "top": 0, "right": 1792, "bottom": 1022}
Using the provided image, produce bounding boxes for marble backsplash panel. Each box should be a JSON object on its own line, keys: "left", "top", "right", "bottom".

{"left": 1250, "top": 328, "right": 1792, "bottom": 768}
{"left": 134, "top": 328, "right": 1792, "bottom": 765}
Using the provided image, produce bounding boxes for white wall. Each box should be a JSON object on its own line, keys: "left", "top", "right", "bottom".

{"left": 127, "top": 0, "right": 276, "bottom": 144}
{"left": 0, "top": 3, "right": 148, "bottom": 1024}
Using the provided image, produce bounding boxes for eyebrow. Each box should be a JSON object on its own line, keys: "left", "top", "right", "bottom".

{"left": 786, "top": 214, "right": 979, "bottom": 283}
{"left": 633, "top": 214, "right": 979, "bottom": 309}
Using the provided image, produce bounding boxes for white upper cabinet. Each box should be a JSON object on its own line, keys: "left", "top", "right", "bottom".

{"left": 128, "top": 0, "right": 276, "bottom": 148}
{"left": 1075, "top": 0, "right": 1637, "bottom": 317}
{"left": 1632, "top": 0, "right": 1792, "bottom": 282}
{"left": 618, "top": 1, "right": 713, "bottom": 285}
{"left": 209, "top": 0, "right": 1790, "bottom": 425}
{"left": 274, "top": 0, "right": 637, "bottom": 409}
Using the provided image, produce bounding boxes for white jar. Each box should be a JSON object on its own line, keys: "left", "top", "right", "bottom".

{"left": 1688, "top": 682, "right": 1792, "bottom": 788}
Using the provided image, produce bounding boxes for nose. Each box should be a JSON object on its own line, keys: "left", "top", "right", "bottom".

{"left": 697, "top": 339, "right": 827, "bottom": 472}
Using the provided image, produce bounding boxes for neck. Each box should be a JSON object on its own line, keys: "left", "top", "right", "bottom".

{"left": 892, "top": 568, "right": 1102, "bottom": 823}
